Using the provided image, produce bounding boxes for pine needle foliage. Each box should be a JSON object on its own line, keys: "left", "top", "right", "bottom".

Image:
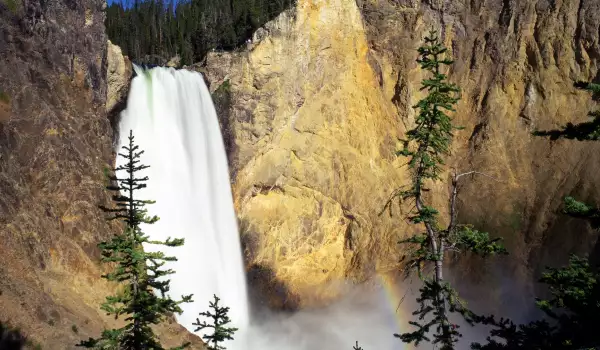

{"left": 533, "top": 82, "right": 600, "bottom": 141}
{"left": 78, "top": 130, "right": 192, "bottom": 350}
{"left": 534, "top": 81, "right": 600, "bottom": 233}
{"left": 471, "top": 255, "right": 600, "bottom": 350}
{"left": 105, "top": 0, "right": 296, "bottom": 65}
{"left": 388, "top": 30, "right": 507, "bottom": 350}
{"left": 192, "top": 295, "right": 237, "bottom": 350}
{"left": 0, "top": 322, "right": 29, "bottom": 350}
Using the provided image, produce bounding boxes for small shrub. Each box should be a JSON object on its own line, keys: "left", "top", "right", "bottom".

{"left": 71, "top": 325, "right": 78, "bottom": 334}
{"left": 0, "top": 90, "right": 10, "bottom": 104}
{"left": 214, "top": 79, "right": 231, "bottom": 95}
{"left": 1, "top": 0, "right": 20, "bottom": 14}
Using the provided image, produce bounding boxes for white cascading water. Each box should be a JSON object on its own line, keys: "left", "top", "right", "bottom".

{"left": 116, "top": 66, "right": 249, "bottom": 346}
{"left": 115, "top": 66, "right": 412, "bottom": 350}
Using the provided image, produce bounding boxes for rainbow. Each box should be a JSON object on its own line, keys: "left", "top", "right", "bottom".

{"left": 376, "top": 271, "right": 418, "bottom": 350}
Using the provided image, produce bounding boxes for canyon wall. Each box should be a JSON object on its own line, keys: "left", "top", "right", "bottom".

{"left": 0, "top": 1, "right": 198, "bottom": 348}
{"left": 359, "top": 0, "right": 600, "bottom": 312}
{"left": 206, "top": 1, "right": 408, "bottom": 309}
{"left": 205, "top": 0, "right": 600, "bottom": 313}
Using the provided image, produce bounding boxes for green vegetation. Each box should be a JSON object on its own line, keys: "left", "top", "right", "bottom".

{"left": 77, "top": 130, "right": 192, "bottom": 349}
{"left": 105, "top": 0, "right": 296, "bottom": 65}
{"left": 472, "top": 255, "right": 600, "bottom": 349}
{"left": 1, "top": 0, "right": 20, "bottom": 14}
{"left": 0, "top": 321, "right": 29, "bottom": 349}
{"left": 0, "top": 90, "right": 10, "bottom": 104}
{"left": 71, "top": 325, "right": 79, "bottom": 334}
{"left": 213, "top": 80, "right": 231, "bottom": 96}
{"left": 192, "top": 295, "right": 238, "bottom": 350}
{"left": 385, "top": 30, "right": 507, "bottom": 349}
{"left": 533, "top": 82, "right": 600, "bottom": 142}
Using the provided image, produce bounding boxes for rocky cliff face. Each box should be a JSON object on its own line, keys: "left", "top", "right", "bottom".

{"left": 0, "top": 1, "right": 199, "bottom": 348}
{"left": 205, "top": 0, "right": 408, "bottom": 309}
{"left": 106, "top": 39, "right": 132, "bottom": 132}
{"left": 359, "top": 0, "right": 600, "bottom": 311}
{"left": 205, "top": 0, "right": 600, "bottom": 311}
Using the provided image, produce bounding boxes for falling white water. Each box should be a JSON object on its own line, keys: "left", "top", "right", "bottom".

{"left": 116, "top": 66, "right": 249, "bottom": 345}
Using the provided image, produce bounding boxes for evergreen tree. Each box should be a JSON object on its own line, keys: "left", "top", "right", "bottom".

{"left": 0, "top": 322, "right": 29, "bottom": 350}
{"left": 78, "top": 130, "right": 192, "bottom": 350}
{"left": 533, "top": 82, "right": 600, "bottom": 142}
{"left": 386, "top": 30, "right": 507, "bottom": 349}
{"left": 192, "top": 295, "right": 237, "bottom": 350}
{"left": 105, "top": 0, "right": 296, "bottom": 65}
{"left": 471, "top": 81, "right": 600, "bottom": 350}
{"left": 471, "top": 255, "right": 599, "bottom": 350}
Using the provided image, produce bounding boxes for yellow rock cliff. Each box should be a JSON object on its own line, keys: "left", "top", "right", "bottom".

{"left": 207, "top": 0, "right": 411, "bottom": 308}
{"left": 205, "top": 0, "right": 600, "bottom": 311}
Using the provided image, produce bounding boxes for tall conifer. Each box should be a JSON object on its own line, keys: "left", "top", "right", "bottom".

{"left": 386, "top": 30, "right": 507, "bottom": 349}
{"left": 78, "top": 130, "right": 192, "bottom": 350}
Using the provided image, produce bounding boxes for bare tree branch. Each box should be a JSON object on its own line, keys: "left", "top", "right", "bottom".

{"left": 447, "top": 169, "right": 502, "bottom": 236}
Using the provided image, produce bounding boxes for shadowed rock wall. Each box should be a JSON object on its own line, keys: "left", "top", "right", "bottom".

{"left": 0, "top": 1, "right": 201, "bottom": 347}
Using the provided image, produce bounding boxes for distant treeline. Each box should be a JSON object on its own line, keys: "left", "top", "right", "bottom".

{"left": 105, "top": 0, "right": 295, "bottom": 65}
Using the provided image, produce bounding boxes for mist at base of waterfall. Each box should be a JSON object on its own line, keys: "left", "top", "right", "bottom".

{"left": 227, "top": 273, "right": 517, "bottom": 350}
{"left": 230, "top": 283, "right": 402, "bottom": 350}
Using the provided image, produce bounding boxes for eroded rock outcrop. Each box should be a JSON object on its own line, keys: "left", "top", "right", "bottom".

{"left": 106, "top": 40, "right": 132, "bottom": 121}
{"left": 0, "top": 2, "right": 200, "bottom": 348}
{"left": 206, "top": 0, "right": 600, "bottom": 311}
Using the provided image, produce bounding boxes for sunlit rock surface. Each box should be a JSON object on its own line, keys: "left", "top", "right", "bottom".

{"left": 206, "top": 0, "right": 600, "bottom": 312}
{"left": 206, "top": 0, "right": 407, "bottom": 308}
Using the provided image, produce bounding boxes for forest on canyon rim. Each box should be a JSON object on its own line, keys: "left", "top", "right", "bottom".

{"left": 104, "top": 0, "right": 296, "bottom": 64}
{"left": 0, "top": 0, "right": 600, "bottom": 349}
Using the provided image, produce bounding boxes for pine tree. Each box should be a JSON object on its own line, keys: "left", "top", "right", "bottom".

{"left": 0, "top": 322, "right": 29, "bottom": 350}
{"left": 386, "top": 30, "right": 507, "bottom": 349}
{"left": 192, "top": 295, "right": 238, "bottom": 350}
{"left": 353, "top": 341, "right": 364, "bottom": 350}
{"left": 104, "top": 0, "right": 296, "bottom": 65}
{"left": 471, "top": 255, "right": 600, "bottom": 349}
{"left": 78, "top": 130, "right": 192, "bottom": 350}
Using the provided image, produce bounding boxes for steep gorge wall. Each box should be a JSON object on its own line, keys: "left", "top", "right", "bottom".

{"left": 0, "top": 1, "right": 116, "bottom": 346}
{"left": 0, "top": 1, "right": 199, "bottom": 348}
{"left": 206, "top": 0, "right": 600, "bottom": 312}
{"left": 359, "top": 0, "right": 600, "bottom": 312}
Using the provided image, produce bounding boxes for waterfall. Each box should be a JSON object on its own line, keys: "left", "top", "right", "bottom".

{"left": 115, "top": 66, "right": 407, "bottom": 350}
{"left": 116, "top": 66, "right": 249, "bottom": 344}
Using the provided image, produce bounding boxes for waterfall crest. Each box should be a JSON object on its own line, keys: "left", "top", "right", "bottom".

{"left": 116, "top": 66, "right": 249, "bottom": 342}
